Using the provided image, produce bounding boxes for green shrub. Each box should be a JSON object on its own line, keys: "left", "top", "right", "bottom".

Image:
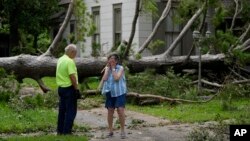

{"left": 127, "top": 69, "right": 194, "bottom": 99}
{"left": 188, "top": 118, "right": 230, "bottom": 141}
{"left": 0, "top": 68, "right": 20, "bottom": 102}
{"left": 218, "top": 84, "right": 250, "bottom": 111}
{"left": 43, "top": 91, "right": 59, "bottom": 108}
{"left": 188, "top": 128, "right": 216, "bottom": 141}
{"left": 8, "top": 90, "right": 58, "bottom": 112}
{"left": 188, "top": 127, "right": 228, "bottom": 141}
{"left": 91, "top": 42, "right": 101, "bottom": 57}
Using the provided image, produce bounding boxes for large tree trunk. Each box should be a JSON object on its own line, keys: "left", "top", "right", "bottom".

{"left": 0, "top": 54, "right": 226, "bottom": 92}
{"left": 0, "top": 55, "right": 106, "bottom": 80}
{"left": 0, "top": 54, "right": 225, "bottom": 79}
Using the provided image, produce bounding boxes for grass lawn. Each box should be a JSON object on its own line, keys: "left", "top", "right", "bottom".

{"left": 0, "top": 77, "right": 90, "bottom": 140}
{"left": 0, "top": 102, "right": 89, "bottom": 140}
{"left": 16, "top": 76, "right": 249, "bottom": 141}
{"left": 0, "top": 102, "right": 57, "bottom": 133}
{"left": 22, "top": 77, "right": 58, "bottom": 90}
{"left": 127, "top": 98, "right": 250, "bottom": 123}
{"left": 22, "top": 77, "right": 250, "bottom": 124}
{"left": 2, "top": 135, "right": 88, "bottom": 141}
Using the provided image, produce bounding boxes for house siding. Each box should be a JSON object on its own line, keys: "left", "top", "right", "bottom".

{"left": 76, "top": 0, "right": 234, "bottom": 57}
{"left": 80, "top": 0, "right": 190, "bottom": 57}
{"left": 82, "top": 0, "right": 150, "bottom": 57}
{"left": 138, "top": 12, "right": 153, "bottom": 56}
{"left": 55, "top": 0, "right": 208, "bottom": 57}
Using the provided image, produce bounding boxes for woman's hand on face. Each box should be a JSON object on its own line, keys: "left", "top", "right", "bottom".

{"left": 107, "top": 56, "right": 116, "bottom": 68}
{"left": 107, "top": 60, "right": 111, "bottom": 66}
{"left": 110, "top": 61, "right": 116, "bottom": 68}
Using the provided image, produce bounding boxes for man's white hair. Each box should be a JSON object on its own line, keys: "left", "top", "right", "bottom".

{"left": 65, "top": 44, "right": 77, "bottom": 53}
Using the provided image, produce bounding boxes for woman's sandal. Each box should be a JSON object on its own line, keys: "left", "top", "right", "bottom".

{"left": 106, "top": 132, "right": 113, "bottom": 138}
{"left": 120, "top": 132, "right": 126, "bottom": 139}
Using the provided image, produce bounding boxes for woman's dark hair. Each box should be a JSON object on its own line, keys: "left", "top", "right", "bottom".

{"left": 107, "top": 52, "right": 120, "bottom": 64}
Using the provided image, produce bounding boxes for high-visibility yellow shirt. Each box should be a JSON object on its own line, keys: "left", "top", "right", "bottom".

{"left": 56, "top": 54, "right": 78, "bottom": 87}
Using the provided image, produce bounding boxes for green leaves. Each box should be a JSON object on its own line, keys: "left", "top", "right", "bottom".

{"left": 127, "top": 68, "right": 193, "bottom": 98}
{"left": 1, "top": 0, "right": 60, "bottom": 55}
{"left": 212, "top": 6, "right": 227, "bottom": 27}
{"left": 141, "top": 0, "right": 158, "bottom": 17}
{"left": 176, "top": 0, "right": 200, "bottom": 23}
{"left": 73, "top": 0, "right": 95, "bottom": 43}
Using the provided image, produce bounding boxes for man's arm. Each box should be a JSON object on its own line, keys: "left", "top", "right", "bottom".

{"left": 69, "top": 74, "right": 78, "bottom": 90}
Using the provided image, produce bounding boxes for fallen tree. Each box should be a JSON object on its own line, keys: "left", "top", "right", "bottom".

{"left": 0, "top": 53, "right": 226, "bottom": 92}
{"left": 0, "top": 0, "right": 249, "bottom": 94}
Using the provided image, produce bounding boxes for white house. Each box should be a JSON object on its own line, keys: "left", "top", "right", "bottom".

{"left": 56, "top": 0, "right": 235, "bottom": 57}
{"left": 53, "top": 0, "right": 203, "bottom": 57}
{"left": 81, "top": 0, "right": 154, "bottom": 57}
{"left": 81, "top": 0, "right": 196, "bottom": 57}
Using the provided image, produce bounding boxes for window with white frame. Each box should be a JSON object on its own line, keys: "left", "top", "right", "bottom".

{"left": 92, "top": 7, "right": 100, "bottom": 44}
{"left": 113, "top": 4, "right": 122, "bottom": 48}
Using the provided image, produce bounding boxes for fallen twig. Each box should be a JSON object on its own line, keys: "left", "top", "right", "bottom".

{"left": 82, "top": 90, "right": 216, "bottom": 105}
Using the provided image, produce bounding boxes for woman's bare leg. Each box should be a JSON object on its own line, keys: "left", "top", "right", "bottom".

{"left": 107, "top": 108, "right": 115, "bottom": 133}
{"left": 117, "top": 107, "right": 125, "bottom": 133}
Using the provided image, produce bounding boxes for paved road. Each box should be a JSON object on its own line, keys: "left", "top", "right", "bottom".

{"left": 75, "top": 107, "right": 194, "bottom": 141}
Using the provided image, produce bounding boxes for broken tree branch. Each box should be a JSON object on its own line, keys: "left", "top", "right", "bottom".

{"left": 42, "top": 0, "right": 74, "bottom": 57}
{"left": 198, "top": 0, "right": 208, "bottom": 31}
{"left": 242, "top": 38, "right": 250, "bottom": 47}
{"left": 234, "top": 24, "right": 250, "bottom": 50}
{"left": 232, "top": 79, "right": 250, "bottom": 84}
{"left": 124, "top": 0, "right": 141, "bottom": 58}
{"left": 229, "top": 67, "right": 247, "bottom": 80}
{"left": 242, "top": 45, "right": 250, "bottom": 52}
{"left": 35, "top": 78, "right": 51, "bottom": 93}
{"left": 239, "top": 24, "right": 250, "bottom": 42}
{"left": 137, "top": 0, "right": 172, "bottom": 54}
{"left": 82, "top": 90, "right": 216, "bottom": 105}
{"left": 192, "top": 79, "right": 223, "bottom": 88}
{"left": 239, "top": 67, "right": 250, "bottom": 74}
{"left": 230, "top": 0, "right": 242, "bottom": 31}
{"left": 162, "top": 4, "right": 205, "bottom": 57}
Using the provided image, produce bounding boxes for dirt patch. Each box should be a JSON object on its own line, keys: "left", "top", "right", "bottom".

{"left": 75, "top": 106, "right": 195, "bottom": 141}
